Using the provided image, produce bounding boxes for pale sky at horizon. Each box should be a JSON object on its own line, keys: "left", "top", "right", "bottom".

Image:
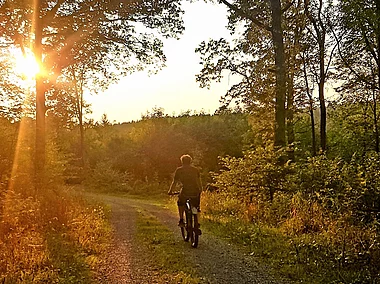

{"left": 85, "top": 1, "right": 239, "bottom": 123}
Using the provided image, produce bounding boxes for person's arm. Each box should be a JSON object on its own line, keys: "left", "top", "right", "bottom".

{"left": 168, "top": 179, "right": 177, "bottom": 195}
{"left": 168, "top": 169, "right": 178, "bottom": 194}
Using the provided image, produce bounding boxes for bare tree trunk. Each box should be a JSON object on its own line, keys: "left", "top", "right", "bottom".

{"left": 287, "top": 72, "right": 295, "bottom": 160}
{"left": 79, "top": 95, "right": 85, "bottom": 168}
{"left": 270, "top": 0, "right": 287, "bottom": 148}
{"left": 319, "top": 80, "right": 327, "bottom": 152}
{"left": 310, "top": 106, "right": 317, "bottom": 156}
{"left": 34, "top": 0, "right": 45, "bottom": 187}
{"left": 376, "top": 1, "right": 380, "bottom": 152}
{"left": 305, "top": 0, "right": 327, "bottom": 152}
{"left": 373, "top": 90, "right": 379, "bottom": 152}
{"left": 318, "top": 34, "right": 327, "bottom": 152}
{"left": 71, "top": 68, "right": 85, "bottom": 168}
{"left": 302, "top": 50, "right": 317, "bottom": 156}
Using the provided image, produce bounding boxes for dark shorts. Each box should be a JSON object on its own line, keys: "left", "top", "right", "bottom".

{"left": 177, "top": 194, "right": 200, "bottom": 208}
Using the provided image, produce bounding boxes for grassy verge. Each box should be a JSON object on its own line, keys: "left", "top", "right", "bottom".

{"left": 200, "top": 192, "right": 378, "bottom": 284}
{"left": 201, "top": 216, "right": 305, "bottom": 282}
{"left": 135, "top": 209, "right": 202, "bottom": 283}
{"left": 45, "top": 232, "right": 93, "bottom": 284}
{"left": 0, "top": 186, "right": 111, "bottom": 283}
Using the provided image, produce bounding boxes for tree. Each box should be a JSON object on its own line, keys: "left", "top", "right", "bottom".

{"left": 47, "top": 64, "right": 92, "bottom": 168}
{"left": 142, "top": 106, "right": 167, "bottom": 120}
{"left": 303, "top": 0, "right": 338, "bottom": 152}
{"left": 197, "top": 0, "right": 288, "bottom": 147}
{"left": 196, "top": 36, "right": 276, "bottom": 142}
{"left": 282, "top": 0, "right": 308, "bottom": 158}
{"left": 300, "top": 45, "right": 318, "bottom": 156}
{"left": 0, "top": 0, "right": 184, "bottom": 182}
{"left": 335, "top": 0, "right": 380, "bottom": 152}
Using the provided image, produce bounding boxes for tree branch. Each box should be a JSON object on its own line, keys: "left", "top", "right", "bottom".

{"left": 330, "top": 24, "right": 378, "bottom": 91}
{"left": 218, "top": 0, "right": 272, "bottom": 32}
{"left": 281, "top": 1, "right": 294, "bottom": 14}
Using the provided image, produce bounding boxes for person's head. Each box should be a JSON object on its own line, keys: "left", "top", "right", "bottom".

{"left": 180, "top": 154, "right": 192, "bottom": 166}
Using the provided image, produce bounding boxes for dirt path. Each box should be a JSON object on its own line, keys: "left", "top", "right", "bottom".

{"left": 87, "top": 193, "right": 291, "bottom": 284}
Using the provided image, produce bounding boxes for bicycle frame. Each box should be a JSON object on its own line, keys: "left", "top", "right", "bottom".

{"left": 169, "top": 192, "right": 201, "bottom": 248}
{"left": 185, "top": 197, "right": 199, "bottom": 215}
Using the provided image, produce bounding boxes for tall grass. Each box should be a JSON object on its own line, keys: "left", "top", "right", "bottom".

{"left": 201, "top": 190, "right": 380, "bottom": 283}
{"left": 0, "top": 185, "right": 110, "bottom": 283}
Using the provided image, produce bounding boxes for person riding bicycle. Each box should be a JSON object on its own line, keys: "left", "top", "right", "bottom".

{"left": 168, "top": 154, "right": 202, "bottom": 227}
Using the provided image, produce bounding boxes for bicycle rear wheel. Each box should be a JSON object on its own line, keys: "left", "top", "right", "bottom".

{"left": 191, "top": 214, "right": 199, "bottom": 248}
{"left": 180, "top": 226, "right": 189, "bottom": 241}
{"left": 183, "top": 213, "right": 192, "bottom": 242}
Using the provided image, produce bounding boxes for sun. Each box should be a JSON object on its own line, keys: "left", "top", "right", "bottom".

{"left": 13, "top": 49, "right": 40, "bottom": 79}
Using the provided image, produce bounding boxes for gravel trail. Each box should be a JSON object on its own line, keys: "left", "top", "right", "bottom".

{"left": 87, "top": 193, "right": 291, "bottom": 284}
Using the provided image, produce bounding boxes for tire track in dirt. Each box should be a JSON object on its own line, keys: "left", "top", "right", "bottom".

{"left": 88, "top": 194, "right": 170, "bottom": 283}
{"left": 87, "top": 193, "right": 292, "bottom": 284}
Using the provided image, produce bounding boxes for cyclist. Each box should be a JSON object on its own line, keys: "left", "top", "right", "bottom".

{"left": 168, "top": 154, "right": 202, "bottom": 227}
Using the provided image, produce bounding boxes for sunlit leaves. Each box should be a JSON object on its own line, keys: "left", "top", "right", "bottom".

{"left": 0, "top": 0, "right": 185, "bottom": 91}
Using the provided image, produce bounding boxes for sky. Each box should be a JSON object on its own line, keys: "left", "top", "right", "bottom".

{"left": 85, "top": 1, "right": 237, "bottom": 123}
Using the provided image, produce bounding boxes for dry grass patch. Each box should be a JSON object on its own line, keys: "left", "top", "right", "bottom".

{"left": 0, "top": 186, "right": 111, "bottom": 283}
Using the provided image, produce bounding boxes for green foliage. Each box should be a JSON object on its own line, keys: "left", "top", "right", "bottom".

{"left": 212, "top": 144, "right": 294, "bottom": 203}
{"left": 85, "top": 160, "right": 132, "bottom": 193}
{"left": 206, "top": 149, "right": 380, "bottom": 283}
{"left": 289, "top": 153, "right": 380, "bottom": 227}
{"left": 327, "top": 101, "right": 376, "bottom": 159}
{"left": 83, "top": 112, "right": 251, "bottom": 189}
{"left": 337, "top": 0, "right": 380, "bottom": 94}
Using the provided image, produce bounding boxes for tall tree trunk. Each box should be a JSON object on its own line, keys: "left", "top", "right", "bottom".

{"left": 318, "top": 40, "right": 327, "bottom": 152}
{"left": 376, "top": 0, "right": 380, "bottom": 152}
{"left": 287, "top": 71, "right": 295, "bottom": 160}
{"left": 373, "top": 90, "right": 379, "bottom": 152}
{"left": 34, "top": 0, "right": 45, "bottom": 186}
{"left": 302, "top": 50, "right": 317, "bottom": 156}
{"left": 310, "top": 105, "right": 317, "bottom": 156}
{"left": 305, "top": 0, "right": 327, "bottom": 153}
{"left": 71, "top": 68, "right": 85, "bottom": 168}
{"left": 318, "top": 81, "right": 327, "bottom": 152}
{"left": 270, "top": 0, "right": 287, "bottom": 148}
{"left": 79, "top": 96, "right": 85, "bottom": 168}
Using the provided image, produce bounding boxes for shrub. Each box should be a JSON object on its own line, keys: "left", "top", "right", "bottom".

{"left": 212, "top": 144, "right": 294, "bottom": 204}
{"left": 208, "top": 150, "right": 380, "bottom": 283}
{"left": 84, "top": 160, "right": 132, "bottom": 192}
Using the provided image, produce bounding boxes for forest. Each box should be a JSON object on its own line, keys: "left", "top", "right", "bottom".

{"left": 0, "top": 0, "right": 380, "bottom": 283}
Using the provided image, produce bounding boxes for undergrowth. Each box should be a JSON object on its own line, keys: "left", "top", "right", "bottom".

{"left": 0, "top": 185, "right": 111, "bottom": 283}
{"left": 201, "top": 190, "right": 380, "bottom": 284}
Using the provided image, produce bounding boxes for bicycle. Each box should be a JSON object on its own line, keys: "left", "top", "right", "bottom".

{"left": 169, "top": 192, "right": 201, "bottom": 248}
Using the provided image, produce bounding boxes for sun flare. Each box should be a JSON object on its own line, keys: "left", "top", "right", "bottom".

{"left": 14, "top": 50, "right": 40, "bottom": 79}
